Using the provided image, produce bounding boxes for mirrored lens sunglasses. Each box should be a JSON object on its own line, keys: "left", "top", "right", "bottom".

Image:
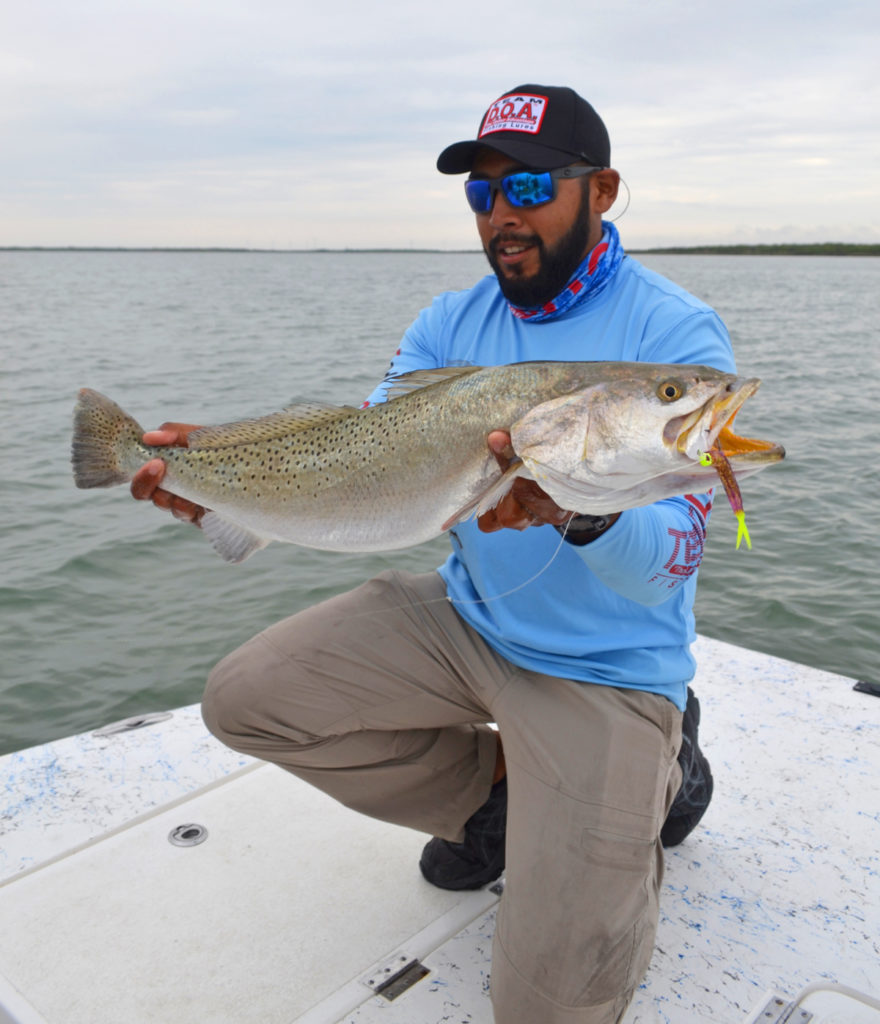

{"left": 464, "top": 164, "right": 603, "bottom": 214}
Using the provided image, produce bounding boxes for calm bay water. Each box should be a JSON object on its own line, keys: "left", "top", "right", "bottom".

{"left": 1, "top": 250, "right": 878, "bottom": 755}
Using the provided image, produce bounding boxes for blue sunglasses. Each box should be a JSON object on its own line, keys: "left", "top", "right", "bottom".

{"left": 464, "top": 164, "right": 603, "bottom": 214}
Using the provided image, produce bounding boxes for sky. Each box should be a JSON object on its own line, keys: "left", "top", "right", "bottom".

{"left": 2, "top": 0, "right": 879, "bottom": 250}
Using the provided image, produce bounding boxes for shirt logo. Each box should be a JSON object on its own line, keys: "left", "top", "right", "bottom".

{"left": 479, "top": 93, "right": 548, "bottom": 137}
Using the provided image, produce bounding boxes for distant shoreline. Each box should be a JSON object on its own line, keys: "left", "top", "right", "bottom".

{"left": 632, "top": 243, "right": 880, "bottom": 256}
{"left": 1, "top": 243, "right": 878, "bottom": 256}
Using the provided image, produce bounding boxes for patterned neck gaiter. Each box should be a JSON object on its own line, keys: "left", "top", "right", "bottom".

{"left": 507, "top": 220, "right": 625, "bottom": 323}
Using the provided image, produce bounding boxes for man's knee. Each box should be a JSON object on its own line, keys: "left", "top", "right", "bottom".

{"left": 201, "top": 646, "right": 250, "bottom": 746}
{"left": 201, "top": 631, "right": 321, "bottom": 762}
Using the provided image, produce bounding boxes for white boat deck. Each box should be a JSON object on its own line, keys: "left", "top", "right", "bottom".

{"left": 1, "top": 635, "right": 878, "bottom": 1023}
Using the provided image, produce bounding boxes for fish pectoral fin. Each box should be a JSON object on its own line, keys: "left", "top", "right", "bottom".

{"left": 440, "top": 461, "right": 528, "bottom": 531}
{"left": 200, "top": 512, "right": 269, "bottom": 563}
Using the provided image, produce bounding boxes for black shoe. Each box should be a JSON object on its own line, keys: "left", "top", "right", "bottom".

{"left": 661, "top": 687, "right": 714, "bottom": 847}
{"left": 419, "top": 777, "right": 507, "bottom": 890}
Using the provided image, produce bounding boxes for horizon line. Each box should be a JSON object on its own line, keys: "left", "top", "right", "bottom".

{"left": 2, "top": 243, "right": 878, "bottom": 255}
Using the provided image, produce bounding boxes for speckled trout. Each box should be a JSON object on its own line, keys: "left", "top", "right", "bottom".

{"left": 71, "top": 362, "right": 784, "bottom": 562}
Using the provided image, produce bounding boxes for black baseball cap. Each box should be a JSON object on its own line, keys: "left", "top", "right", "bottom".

{"left": 437, "top": 85, "right": 610, "bottom": 174}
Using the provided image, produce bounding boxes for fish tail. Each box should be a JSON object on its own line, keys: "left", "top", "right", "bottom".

{"left": 71, "top": 388, "right": 145, "bottom": 488}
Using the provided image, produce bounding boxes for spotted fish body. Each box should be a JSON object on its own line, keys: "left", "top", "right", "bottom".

{"left": 71, "top": 361, "right": 784, "bottom": 562}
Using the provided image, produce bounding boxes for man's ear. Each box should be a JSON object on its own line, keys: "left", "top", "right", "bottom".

{"left": 591, "top": 169, "right": 620, "bottom": 214}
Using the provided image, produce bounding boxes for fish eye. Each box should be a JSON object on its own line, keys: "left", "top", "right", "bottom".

{"left": 657, "top": 379, "right": 685, "bottom": 402}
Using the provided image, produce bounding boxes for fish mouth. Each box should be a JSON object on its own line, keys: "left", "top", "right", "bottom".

{"left": 669, "top": 378, "right": 786, "bottom": 465}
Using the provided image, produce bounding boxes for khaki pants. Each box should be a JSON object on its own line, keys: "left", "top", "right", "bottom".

{"left": 202, "top": 570, "right": 682, "bottom": 1024}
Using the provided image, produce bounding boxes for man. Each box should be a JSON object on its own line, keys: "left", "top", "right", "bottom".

{"left": 132, "top": 85, "right": 726, "bottom": 1023}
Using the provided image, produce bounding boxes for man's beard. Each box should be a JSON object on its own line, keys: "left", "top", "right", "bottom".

{"left": 485, "top": 195, "right": 593, "bottom": 308}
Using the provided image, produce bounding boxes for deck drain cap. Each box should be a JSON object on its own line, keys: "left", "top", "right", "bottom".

{"left": 168, "top": 823, "right": 209, "bottom": 847}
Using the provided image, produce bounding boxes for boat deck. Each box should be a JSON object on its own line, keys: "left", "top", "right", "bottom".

{"left": 1, "top": 635, "right": 878, "bottom": 1023}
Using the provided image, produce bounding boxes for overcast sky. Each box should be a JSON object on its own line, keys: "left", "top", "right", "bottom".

{"left": 2, "top": 0, "right": 878, "bottom": 249}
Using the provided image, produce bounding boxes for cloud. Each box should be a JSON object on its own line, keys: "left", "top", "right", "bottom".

{"left": 1, "top": 0, "right": 878, "bottom": 246}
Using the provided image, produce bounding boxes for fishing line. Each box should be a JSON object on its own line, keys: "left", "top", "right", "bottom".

{"left": 447, "top": 517, "right": 572, "bottom": 607}
{"left": 344, "top": 516, "right": 574, "bottom": 621}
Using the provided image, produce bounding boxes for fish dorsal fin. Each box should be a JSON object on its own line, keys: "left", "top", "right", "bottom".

{"left": 187, "top": 366, "right": 483, "bottom": 447}
{"left": 384, "top": 365, "right": 483, "bottom": 400}
{"left": 188, "top": 403, "right": 356, "bottom": 448}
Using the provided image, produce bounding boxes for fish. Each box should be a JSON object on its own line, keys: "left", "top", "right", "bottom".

{"left": 71, "top": 361, "right": 785, "bottom": 563}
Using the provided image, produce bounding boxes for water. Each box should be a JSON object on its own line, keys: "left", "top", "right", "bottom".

{"left": 1, "top": 250, "right": 877, "bottom": 755}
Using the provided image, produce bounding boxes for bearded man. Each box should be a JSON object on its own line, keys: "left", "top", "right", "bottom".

{"left": 133, "top": 85, "right": 725, "bottom": 1023}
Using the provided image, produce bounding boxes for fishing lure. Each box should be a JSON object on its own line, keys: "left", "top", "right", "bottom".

{"left": 699, "top": 447, "right": 752, "bottom": 550}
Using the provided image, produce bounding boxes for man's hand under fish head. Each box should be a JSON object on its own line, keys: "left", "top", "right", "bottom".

{"left": 477, "top": 430, "right": 575, "bottom": 533}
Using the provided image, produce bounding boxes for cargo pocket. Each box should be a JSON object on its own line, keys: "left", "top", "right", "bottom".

{"left": 581, "top": 801, "right": 658, "bottom": 872}
{"left": 575, "top": 802, "right": 662, "bottom": 1002}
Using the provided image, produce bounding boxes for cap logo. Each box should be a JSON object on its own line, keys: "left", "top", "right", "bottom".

{"left": 479, "top": 92, "right": 548, "bottom": 138}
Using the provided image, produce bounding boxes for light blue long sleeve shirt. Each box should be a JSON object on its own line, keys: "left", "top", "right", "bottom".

{"left": 364, "top": 254, "right": 736, "bottom": 710}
